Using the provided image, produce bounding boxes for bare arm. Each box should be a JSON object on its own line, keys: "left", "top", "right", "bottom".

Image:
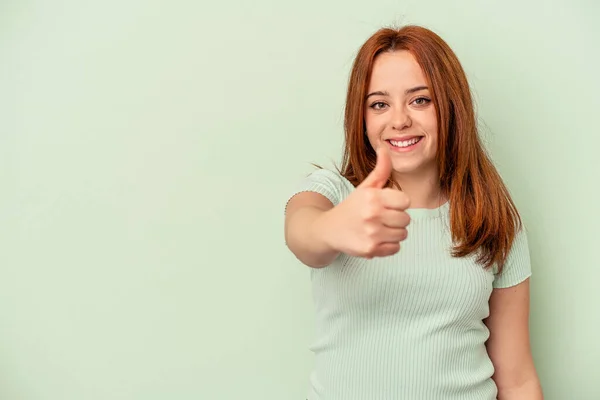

{"left": 284, "top": 192, "right": 340, "bottom": 268}
{"left": 284, "top": 147, "right": 410, "bottom": 267}
{"left": 484, "top": 278, "right": 543, "bottom": 399}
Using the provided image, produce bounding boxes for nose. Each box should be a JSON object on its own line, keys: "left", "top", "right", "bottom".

{"left": 391, "top": 105, "right": 411, "bottom": 131}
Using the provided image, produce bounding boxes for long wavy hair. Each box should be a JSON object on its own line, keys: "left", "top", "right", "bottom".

{"left": 340, "top": 25, "right": 521, "bottom": 272}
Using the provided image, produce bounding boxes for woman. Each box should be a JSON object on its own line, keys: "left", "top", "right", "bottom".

{"left": 284, "top": 25, "right": 543, "bottom": 399}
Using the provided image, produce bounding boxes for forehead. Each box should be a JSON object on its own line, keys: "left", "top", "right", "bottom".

{"left": 368, "top": 50, "right": 427, "bottom": 90}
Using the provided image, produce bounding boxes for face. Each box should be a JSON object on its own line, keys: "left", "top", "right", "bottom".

{"left": 364, "top": 50, "right": 438, "bottom": 179}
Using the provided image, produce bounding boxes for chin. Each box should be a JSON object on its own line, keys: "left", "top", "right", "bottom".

{"left": 391, "top": 160, "right": 435, "bottom": 177}
{"left": 391, "top": 163, "right": 421, "bottom": 174}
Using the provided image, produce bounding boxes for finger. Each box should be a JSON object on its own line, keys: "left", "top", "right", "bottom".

{"left": 380, "top": 188, "right": 411, "bottom": 210}
{"left": 380, "top": 210, "right": 411, "bottom": 229}
{"left": 370, "top": 242, "right": 401, "bottom": 258}
{"left": 358, "top": 145, "right": 392, "bottom": 189}
{"left": 379, "top": 227, "right": 408, "bottom": 243}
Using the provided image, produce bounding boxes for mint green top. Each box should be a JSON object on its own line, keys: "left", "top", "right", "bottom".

{"left": 287, "top": 169, "right": 532, "bottom": 400}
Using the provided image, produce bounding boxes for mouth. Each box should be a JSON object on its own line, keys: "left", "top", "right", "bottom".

{"left": 386, "top": 136, "right": 423, "bottom": 151}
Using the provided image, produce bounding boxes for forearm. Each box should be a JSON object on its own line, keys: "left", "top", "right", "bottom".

{"left": 498, "top": 378, "right": 543, "bottom": 400}
{"left": 285, "top": 206, "right": 339, "bottom": 268}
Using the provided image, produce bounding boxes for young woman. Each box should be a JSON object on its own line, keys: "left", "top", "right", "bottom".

{"left": 284, "top": 25, "right": 543, "bottom": 400}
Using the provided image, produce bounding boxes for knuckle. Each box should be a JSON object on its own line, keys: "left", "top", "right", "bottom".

{"left": 368, "top": 190, "right": 383, "bottom": 205}
{"left": 365, "top": 189, "right": 379, "bottom": 202}
{"left": 364, "top": 224, "right": 378, "bottom": 239}
{"left": 399, "top": 193, "right": 410, "bottom": 209}
{"left": 362, "top": 241, "right": 378, "bottom": 258}
{"left": 362, "top": 203, "right": 381, "bottom": 221}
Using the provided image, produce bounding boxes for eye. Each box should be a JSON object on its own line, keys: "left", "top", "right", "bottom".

{"left": 370, "top": 101, "right": 388, "bottom": 110}
{"left": 412, "top": 97, "right": 431, "bottom": 106}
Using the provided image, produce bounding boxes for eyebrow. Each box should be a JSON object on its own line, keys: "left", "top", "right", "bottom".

{"left": 366, "top": 85, "right": 429, "bottom": 99}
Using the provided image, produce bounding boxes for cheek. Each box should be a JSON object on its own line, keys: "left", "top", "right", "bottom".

{"left": 423, "top": 112, "right": 438, "bottom": 141}
{"left": 364, "top": 114, "right": 384, "bottom": 135}
{"left": 365, "top": 131, "right": 379, "bottom": 148}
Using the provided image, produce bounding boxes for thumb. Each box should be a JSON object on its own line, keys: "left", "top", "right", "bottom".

{"left": 359, "top": 145, "right": 392, "bottom": 189}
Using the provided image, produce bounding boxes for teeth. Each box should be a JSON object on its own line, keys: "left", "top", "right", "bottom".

{"left": 390, "top": 137, "right": 421, "bottom": 148}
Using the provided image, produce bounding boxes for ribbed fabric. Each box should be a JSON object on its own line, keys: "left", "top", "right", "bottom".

{"left": 287, "top": 169, "right": 532, "bottom": 400}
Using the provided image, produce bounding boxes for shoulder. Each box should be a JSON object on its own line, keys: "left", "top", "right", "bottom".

{"left": 287, "top": 168, "right": 355, "bottom": 207}
{"left": 492, "top": 225, "right": 532, "bottom": 289}
{"left": 303, "top": 167, "right": 346, "bottom": 182}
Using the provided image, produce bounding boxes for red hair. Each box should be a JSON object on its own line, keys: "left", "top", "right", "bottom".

{"left": 340, "top": 25, "right": 522, "bottom": 272}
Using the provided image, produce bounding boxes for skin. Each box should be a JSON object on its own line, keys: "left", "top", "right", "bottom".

{"left": 485, "top": 279, "right": 544, "bottom": 399}
{"left": 364, "top": 50, "right": 442, "bottom": 209}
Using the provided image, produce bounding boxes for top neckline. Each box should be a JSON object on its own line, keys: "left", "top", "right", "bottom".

{"left": 406, "top": 201, "right": 450, "bottom": 220}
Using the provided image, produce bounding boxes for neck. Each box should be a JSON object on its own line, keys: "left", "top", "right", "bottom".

{"left": 392, "top": 170, "right": 446, "bottom": 209}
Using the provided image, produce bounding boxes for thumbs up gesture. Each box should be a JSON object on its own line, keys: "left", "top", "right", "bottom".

{"left": 321, "top": 145, "right": 411, "bottom": 259}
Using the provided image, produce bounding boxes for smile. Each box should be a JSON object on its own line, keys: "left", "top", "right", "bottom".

{"left": 387, "top": 136, "right": 423, "bottom": 151}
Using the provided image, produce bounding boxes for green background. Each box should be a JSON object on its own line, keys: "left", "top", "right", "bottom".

{"left": 1, "top": 1, "right": 598, "bottom": 399}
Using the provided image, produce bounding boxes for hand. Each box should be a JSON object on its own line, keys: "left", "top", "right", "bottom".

{"left": 320, "top": 145, "right": 411, "bottom": 258}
